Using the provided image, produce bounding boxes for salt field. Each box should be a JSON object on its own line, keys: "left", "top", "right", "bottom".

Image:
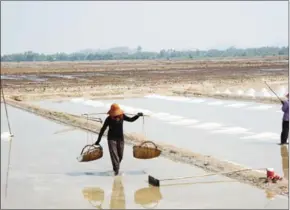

{"left": 0, "top": 73, "right": 105, "bottom": 81}
{"left": 30, "top": 95, "right": 288, "bottom": 177}
{"left": 1, "top": 104, "right": 288, "bottom": 209}
{"left": 1, "top": 1, "right": 289, "bottom": 208}
{"left": 215, "top": 85, "right": 288, "bottom": 98}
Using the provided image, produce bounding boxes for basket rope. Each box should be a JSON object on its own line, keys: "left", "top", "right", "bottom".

{"left": 76, "top": 114, "right": 102, "bottom": 162}
{"left": 84, "top": 113, "right": 94, "bottom": 145}
{"left": 86, "top": 114, "right": 89, "bottom": 144}
{"left": 142, "top": 115, "right": 145, "bottom": 136}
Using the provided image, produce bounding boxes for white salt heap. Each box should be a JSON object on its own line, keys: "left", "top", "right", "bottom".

{"left": 278, "top": 86, "right": 287, "bottom": 97}
{"left": 223, "top": 89, "right": 231, "bottom": 95}
{"left": 236, "top": 89, "right": 244, "bottom": 96}
{"left": 245, "top": 88, "right": 256, "bottom": 97}
{"left": 261, "top": 88, "right": 272, "bottom": 97}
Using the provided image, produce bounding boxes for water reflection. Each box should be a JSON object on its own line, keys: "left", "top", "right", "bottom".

{"left": 263, "top": 190, "right": 279, "bottom": 209}
{"left": 134, "top": 180, "right": 238, "bottom": 209}
{"left": 82, "top": 187, "right": 105, "bottom": 209}
{"left": 82, "top": 176, "right": 126, "bottom": 209}
{"left": 134, "top": 185, "right": 162, "bottom": 209}
{"left": 110, "top": 176, "right": 126, "bottom": 209}
{"left": 280, "top": 145, "right": 289, "bottom": 180}
{"left": 1, "top": 74, "right": 47, "bottom": 82}
{"left": 82, "top": 177, "right": 279, "bottom": 209}
{"left": 265, "top": 189, "right": 276, "bottom": 200}
{"left": 160, "top": 179, "right": 237, "bottom": 187}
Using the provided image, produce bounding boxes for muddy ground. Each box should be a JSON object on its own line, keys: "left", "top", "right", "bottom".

{"left": 1, "top": 57, "right": 289, "bottom": 102}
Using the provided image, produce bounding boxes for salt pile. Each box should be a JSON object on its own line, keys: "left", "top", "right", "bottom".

{"left": 245, "top": 88, "right": 256, "bottom": 97}
{"left": 278, "top": 86, "right": 287, "bottom": 97}
{"left": 71, "top": 98, "right": 85, "bottom": 103}
{"left": 236, "top": 89, "right": 244, "bottom": 96}
{"left": 223, "top": 89, "right": 231, "bottom": 95}
{"left": 260, "top": 88, "right": 272, "bottom": 97}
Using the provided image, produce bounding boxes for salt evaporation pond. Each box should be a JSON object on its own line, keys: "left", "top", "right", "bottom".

{"left": 2, "top": 104, "right": 288, "bottom": 208}
{"left": 29, "top": 95, "right": 287, "bottom": 177}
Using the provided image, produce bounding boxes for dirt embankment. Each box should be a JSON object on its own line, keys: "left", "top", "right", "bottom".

{"left": 1, "top": 56, "right": 288, "bottom": 74}
{"left": 5, "top": 98, "right": 288, "bottom": 196}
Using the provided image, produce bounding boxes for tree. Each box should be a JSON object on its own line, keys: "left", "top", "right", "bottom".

{"left": 1, "top": 46, "right": 288, "bottom": 62}
{"left": 137, "top": 46, "right": 142, "bottom": 53}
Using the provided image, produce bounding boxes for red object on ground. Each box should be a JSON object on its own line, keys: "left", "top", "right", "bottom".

{"left": 267, "top": 168, "right": 275, "bottom": 178}
{"left": 266, "top": 168, "right": 283, "bottom": 182}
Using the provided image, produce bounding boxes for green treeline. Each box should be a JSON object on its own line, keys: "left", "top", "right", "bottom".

{"left": 1, "top": 46, "right": 288, "bottom": 62}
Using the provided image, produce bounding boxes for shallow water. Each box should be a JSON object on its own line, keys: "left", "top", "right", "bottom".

{"left": 1, "top": 72, "right": 106, "bottom": 82}
{"left": 30, "top": 96, "right": 289, "bottom": 177}
{"left": 1, "top": 75, "right": 22, "bottom": 80}
{"left": 1, "top": 104, "right": 288, "bottom": 209}
{"left": 1, "top": 75, "right": 47, "bottom": 82}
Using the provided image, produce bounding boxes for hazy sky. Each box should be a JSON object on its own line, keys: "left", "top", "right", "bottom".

{"left": 1, "top": 1, "right": 288, "bottom": 54}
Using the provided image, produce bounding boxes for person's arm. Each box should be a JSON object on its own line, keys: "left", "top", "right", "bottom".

{"left": 282, "top": 101, "right": 289, "bottom": 112}
{"left": 123, "top": 113, "right": 143, "bottom": 122}
{"left": 95, "top": 117, "right": 109, "bottom": 145}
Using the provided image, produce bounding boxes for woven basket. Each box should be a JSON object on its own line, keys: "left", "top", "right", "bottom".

{"left": 82, "top": 187, "right": 104, "bottom": 209}
{"left": 78, "top": 144, "right": 103, "bottom": 162}
{"left": 134, "top": 186, "right": 162, "bottom": 209}
{"left": 133, "top": 141, "right": 161, "bottom": 159}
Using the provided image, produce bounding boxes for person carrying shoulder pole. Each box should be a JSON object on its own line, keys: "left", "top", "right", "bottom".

{"left": 280, "top": 93, "right": 289, "bottom": 145}
{"left": 95, "top": 103, "right": 143, "bottom": 176}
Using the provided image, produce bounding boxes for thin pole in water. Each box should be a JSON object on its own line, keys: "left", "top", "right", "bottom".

{"left": 1, "top": 82, "right": 14, "bottom": 198}
{"left": 1, "top": 86, "right": 12, "bottom": 135}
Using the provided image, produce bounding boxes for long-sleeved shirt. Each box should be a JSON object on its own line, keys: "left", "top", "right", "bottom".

{"left": 282, "top": 100, "right": 289, "bottom": 121}
{"left": 96, "top": 114, "right": 140, "bottom": 144}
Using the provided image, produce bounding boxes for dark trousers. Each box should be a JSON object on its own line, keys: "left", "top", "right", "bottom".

{"left": 281, "top": 121, "right": 289, "bottom": 144}
{"left": 108, "top": 140, "right": 124, "bottom": 173}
